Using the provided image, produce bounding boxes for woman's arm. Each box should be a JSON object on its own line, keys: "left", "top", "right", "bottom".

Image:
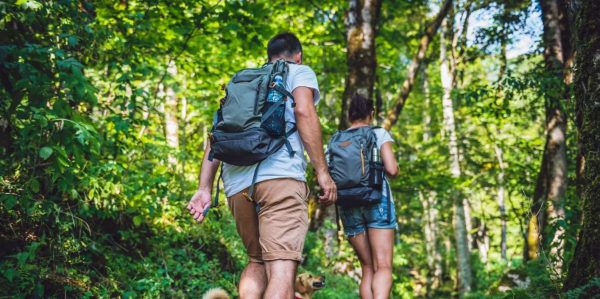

{"left": 380, "top": 141, "right": 398, "bottom": 177}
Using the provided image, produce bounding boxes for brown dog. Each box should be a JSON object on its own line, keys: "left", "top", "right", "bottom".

{"left": 294, "top": 272, "right": 325, "bottom": 299}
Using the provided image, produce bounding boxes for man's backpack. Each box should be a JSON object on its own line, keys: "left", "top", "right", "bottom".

{"left": 209, "top": 60, "right": 296, "bottom": 166}
{"left": 208, "top": 60, "right": 296, "bottom": 203}
{"left": 327, "top": 126, "right": 384, "bottom": 207}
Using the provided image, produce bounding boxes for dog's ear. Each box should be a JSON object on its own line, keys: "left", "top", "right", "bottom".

{"left": 295, "top": 274, "right": 307, "bottom": 293}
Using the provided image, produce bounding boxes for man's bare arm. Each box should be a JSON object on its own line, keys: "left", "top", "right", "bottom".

{"left": 187, "top": 141, "right": 221, "bottom": 223}
{"left": 293, "top": 87, "right": 337, "bottom": 204}
{"left": 197, "top": 142, "right": 221, "bottom": 191}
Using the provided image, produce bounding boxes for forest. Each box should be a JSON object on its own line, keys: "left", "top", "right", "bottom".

{"left": 1, "top": 0, "right": 599, "bottom": 298}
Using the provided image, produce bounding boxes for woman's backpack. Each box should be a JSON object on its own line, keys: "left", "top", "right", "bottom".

{"left": 327, "top": 126, "right": 384, "bottom": 207}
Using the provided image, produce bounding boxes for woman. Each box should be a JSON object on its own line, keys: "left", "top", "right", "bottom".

{"left": 340, "top": 95, "right": 398, "bottom": 299}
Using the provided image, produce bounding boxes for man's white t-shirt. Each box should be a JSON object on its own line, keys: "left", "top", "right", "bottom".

{"left": 222, "top": 64, "right": 320, "bottom": 197}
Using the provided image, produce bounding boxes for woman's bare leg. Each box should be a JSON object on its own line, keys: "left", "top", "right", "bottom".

{"left": 348, "top": 232, "right": 375, "bottom": 299}
{"left": 368, "top": 228, "right": 394, "bottom": 299}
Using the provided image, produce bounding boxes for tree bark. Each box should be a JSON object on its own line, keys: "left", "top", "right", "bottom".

{"left": 440, "top": 17, "right": 472, "bottom": 295}
{"left": 564, "top": 0, "right": 600, "bottom": 292}
{"left": 496, "top": 10, "right": 508, "bottom": 260}
{"left": 165, "top": 62, "right": 179, "bottom": 166}
{"left": 525, "top": 1, "right": 571, "bottom": 273}
{"left": 381, "top": 0, "right": 452, "bottom": 130}
{"left": 473, "top": 217, "right": 490, "bottom": 264}
{"left": 494, "top": 144, "right": 508, "bottom": 261}
{"left": 420, "top": 68, "right": 443, "bottom": 293}
{"left": 339, "top": 0, "right": 382, "bottom": 129}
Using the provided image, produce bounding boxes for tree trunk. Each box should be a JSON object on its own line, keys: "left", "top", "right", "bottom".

{"left": 420, "top": 69, "right": 443, "bottom": 292}
{"left": 525, "top": 1, "right": 571, "bottom": 273}
{"left": 496, "top": 2, "right": 509, "bottom": 262}
{"left": 494, "top": 144, "right": 508, "bottom": 260}
{"left": 440, "top": 17, "right": 472, "bottom": 295}
{"left": 165, "top": 62, "right": 179, "bottom": 166}
{"left": 564, "top": 0, "right": 600, "bottom": 292}
{"left": 473, "top": 217, "right": 490, "bottom": 264}
{"left": 339, "top": 0, "right": 382, "bottom": 129}
{"left": 381, "top": 0, "right": 452, "bottom": 130}
{"left": 422, "top": 190, "right": 443, "bottom": 293}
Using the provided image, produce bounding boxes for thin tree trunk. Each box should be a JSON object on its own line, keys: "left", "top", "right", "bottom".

{"left": 564, "top": 0, "right": 600, "bottom": 292}
{"left": 496, "top": 1, "right": 509, "bottom": 262}
{"left": 381, "top": 0, "right": 452, "bottom": 130}
{"left": 339, "top": 0, "right": 382, "bottom": 129}
{"left": 420, "top": 68, "right": 443, "bottom": 292}
{"left": 525, "top": 1, "right": 570, "bottom": 274}
{"left": 180, "top": 79, "right": 188, "bottom": 195}
{"left": 464, "top": 198, "right": 473, "bottom": 253}
{"left": 440, "top": 17, "right": 472, "bottom": 295}
{"left": 494, "top": 144, "right": 508, "bottom": 260}
{"left": 474, "top": 216, "right": 490, "bottom": 264}
{"left": 165, "top": 62, "right": 179, "bottom": 166}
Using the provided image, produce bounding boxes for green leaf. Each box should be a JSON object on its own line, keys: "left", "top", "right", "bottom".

{"left": 30, "top": 179, "right": 40, "bottom": 193}
{"left": 17, "top": 252, "right": 29, "bottom": 265}
{"left": 39, "top": 146, "right": 53, "bottom": 160}
{"left": 3, "top": 268, "right": 15, "bottom": 282}
{"left": 2, "top": 195, "right": 17, "bottom": 209}
{"left": 17, "top": 0, "right": 42, "bottom": 10}
{"left": 133, "top": 215, "right": 143, "bottom": 226}
{"left": 67, "top": 36, "right": 79, "bottom": 46}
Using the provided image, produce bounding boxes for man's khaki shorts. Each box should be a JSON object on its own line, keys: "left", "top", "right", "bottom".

{"left": 227, "top": 178, "right": 309, "bottom": 262}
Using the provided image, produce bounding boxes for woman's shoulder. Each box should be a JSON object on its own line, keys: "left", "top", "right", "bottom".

{"left": 372, "top": 127, "right": 391, "bottom": 136}
{"left": 372, "top": 126, "right": 388, "bottom": 133}
{"left": 372, "top": 127, "right": 394, "bottom": 143}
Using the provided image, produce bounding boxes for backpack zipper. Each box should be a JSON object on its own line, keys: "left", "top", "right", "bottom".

{"left": 360, "top": 142, "right": 365, "bottom": 176}
{"left": 254, "top": 77, "right": 263, "bottom": 115}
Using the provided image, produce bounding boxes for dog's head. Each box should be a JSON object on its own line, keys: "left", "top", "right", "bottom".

{"left": 295, "top": 272, "right": 325, "bottom": 296}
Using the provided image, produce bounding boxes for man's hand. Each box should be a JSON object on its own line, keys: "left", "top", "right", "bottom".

{"left": 317, "top": 171, "right": 337, "bottom": 206}
{"left": 187, "top": 188, "right": 212, "bottom": 223}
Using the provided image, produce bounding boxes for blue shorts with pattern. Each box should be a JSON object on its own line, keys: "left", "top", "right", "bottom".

{"left": 339, "top": 190, "right": 397, "bottom": 238}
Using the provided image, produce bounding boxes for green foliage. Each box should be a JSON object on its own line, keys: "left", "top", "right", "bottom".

{"left": 565, "top": 277, "right": 600, "bottom": 299}
{"left": 0, "top": 0, "right": 584, "bottom": 297}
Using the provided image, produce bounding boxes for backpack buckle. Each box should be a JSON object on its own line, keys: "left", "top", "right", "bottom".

{"left": 242, "top": 192, "right": 254, "bottom": 202}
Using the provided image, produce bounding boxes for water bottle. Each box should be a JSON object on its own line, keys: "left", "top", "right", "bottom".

{"left": 371, "top": 146, "right": 383, "bottom": 187}
{"left": 263, "top": 74, "right": 286, "bottom": 136}
{"left": 372, "top": 147, "right": 381, "bottom": 163}
{"left": 267, "top": 75, "right": 284, "bottom": 103}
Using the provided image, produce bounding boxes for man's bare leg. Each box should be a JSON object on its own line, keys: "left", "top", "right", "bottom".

{"left": 239, "top": 261, "right": 267, "bottom": 299}
{"left": 264, "top": 260, "right": 297, "bottom": 298}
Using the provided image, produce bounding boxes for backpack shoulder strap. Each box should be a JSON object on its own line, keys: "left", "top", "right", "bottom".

{"left": 271, "top": 60, "right": 295, "bottom": 103}
{"left": 369, "top": 126, "right": 381, "bottom": 142}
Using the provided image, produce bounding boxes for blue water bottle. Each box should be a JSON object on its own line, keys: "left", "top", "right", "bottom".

{"left": 267, "top": 75, "right": 284, "bottom": 103}
{"left": 263, "top": 74, "right": 286, "bottom": 136}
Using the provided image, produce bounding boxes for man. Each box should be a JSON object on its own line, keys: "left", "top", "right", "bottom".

{"left": 187, "top": 32, "right": 337, "bottom": 299}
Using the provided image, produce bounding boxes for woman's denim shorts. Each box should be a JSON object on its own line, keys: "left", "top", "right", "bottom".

{"left": 339, "top": 190, "right": 397, "bottom": 237}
